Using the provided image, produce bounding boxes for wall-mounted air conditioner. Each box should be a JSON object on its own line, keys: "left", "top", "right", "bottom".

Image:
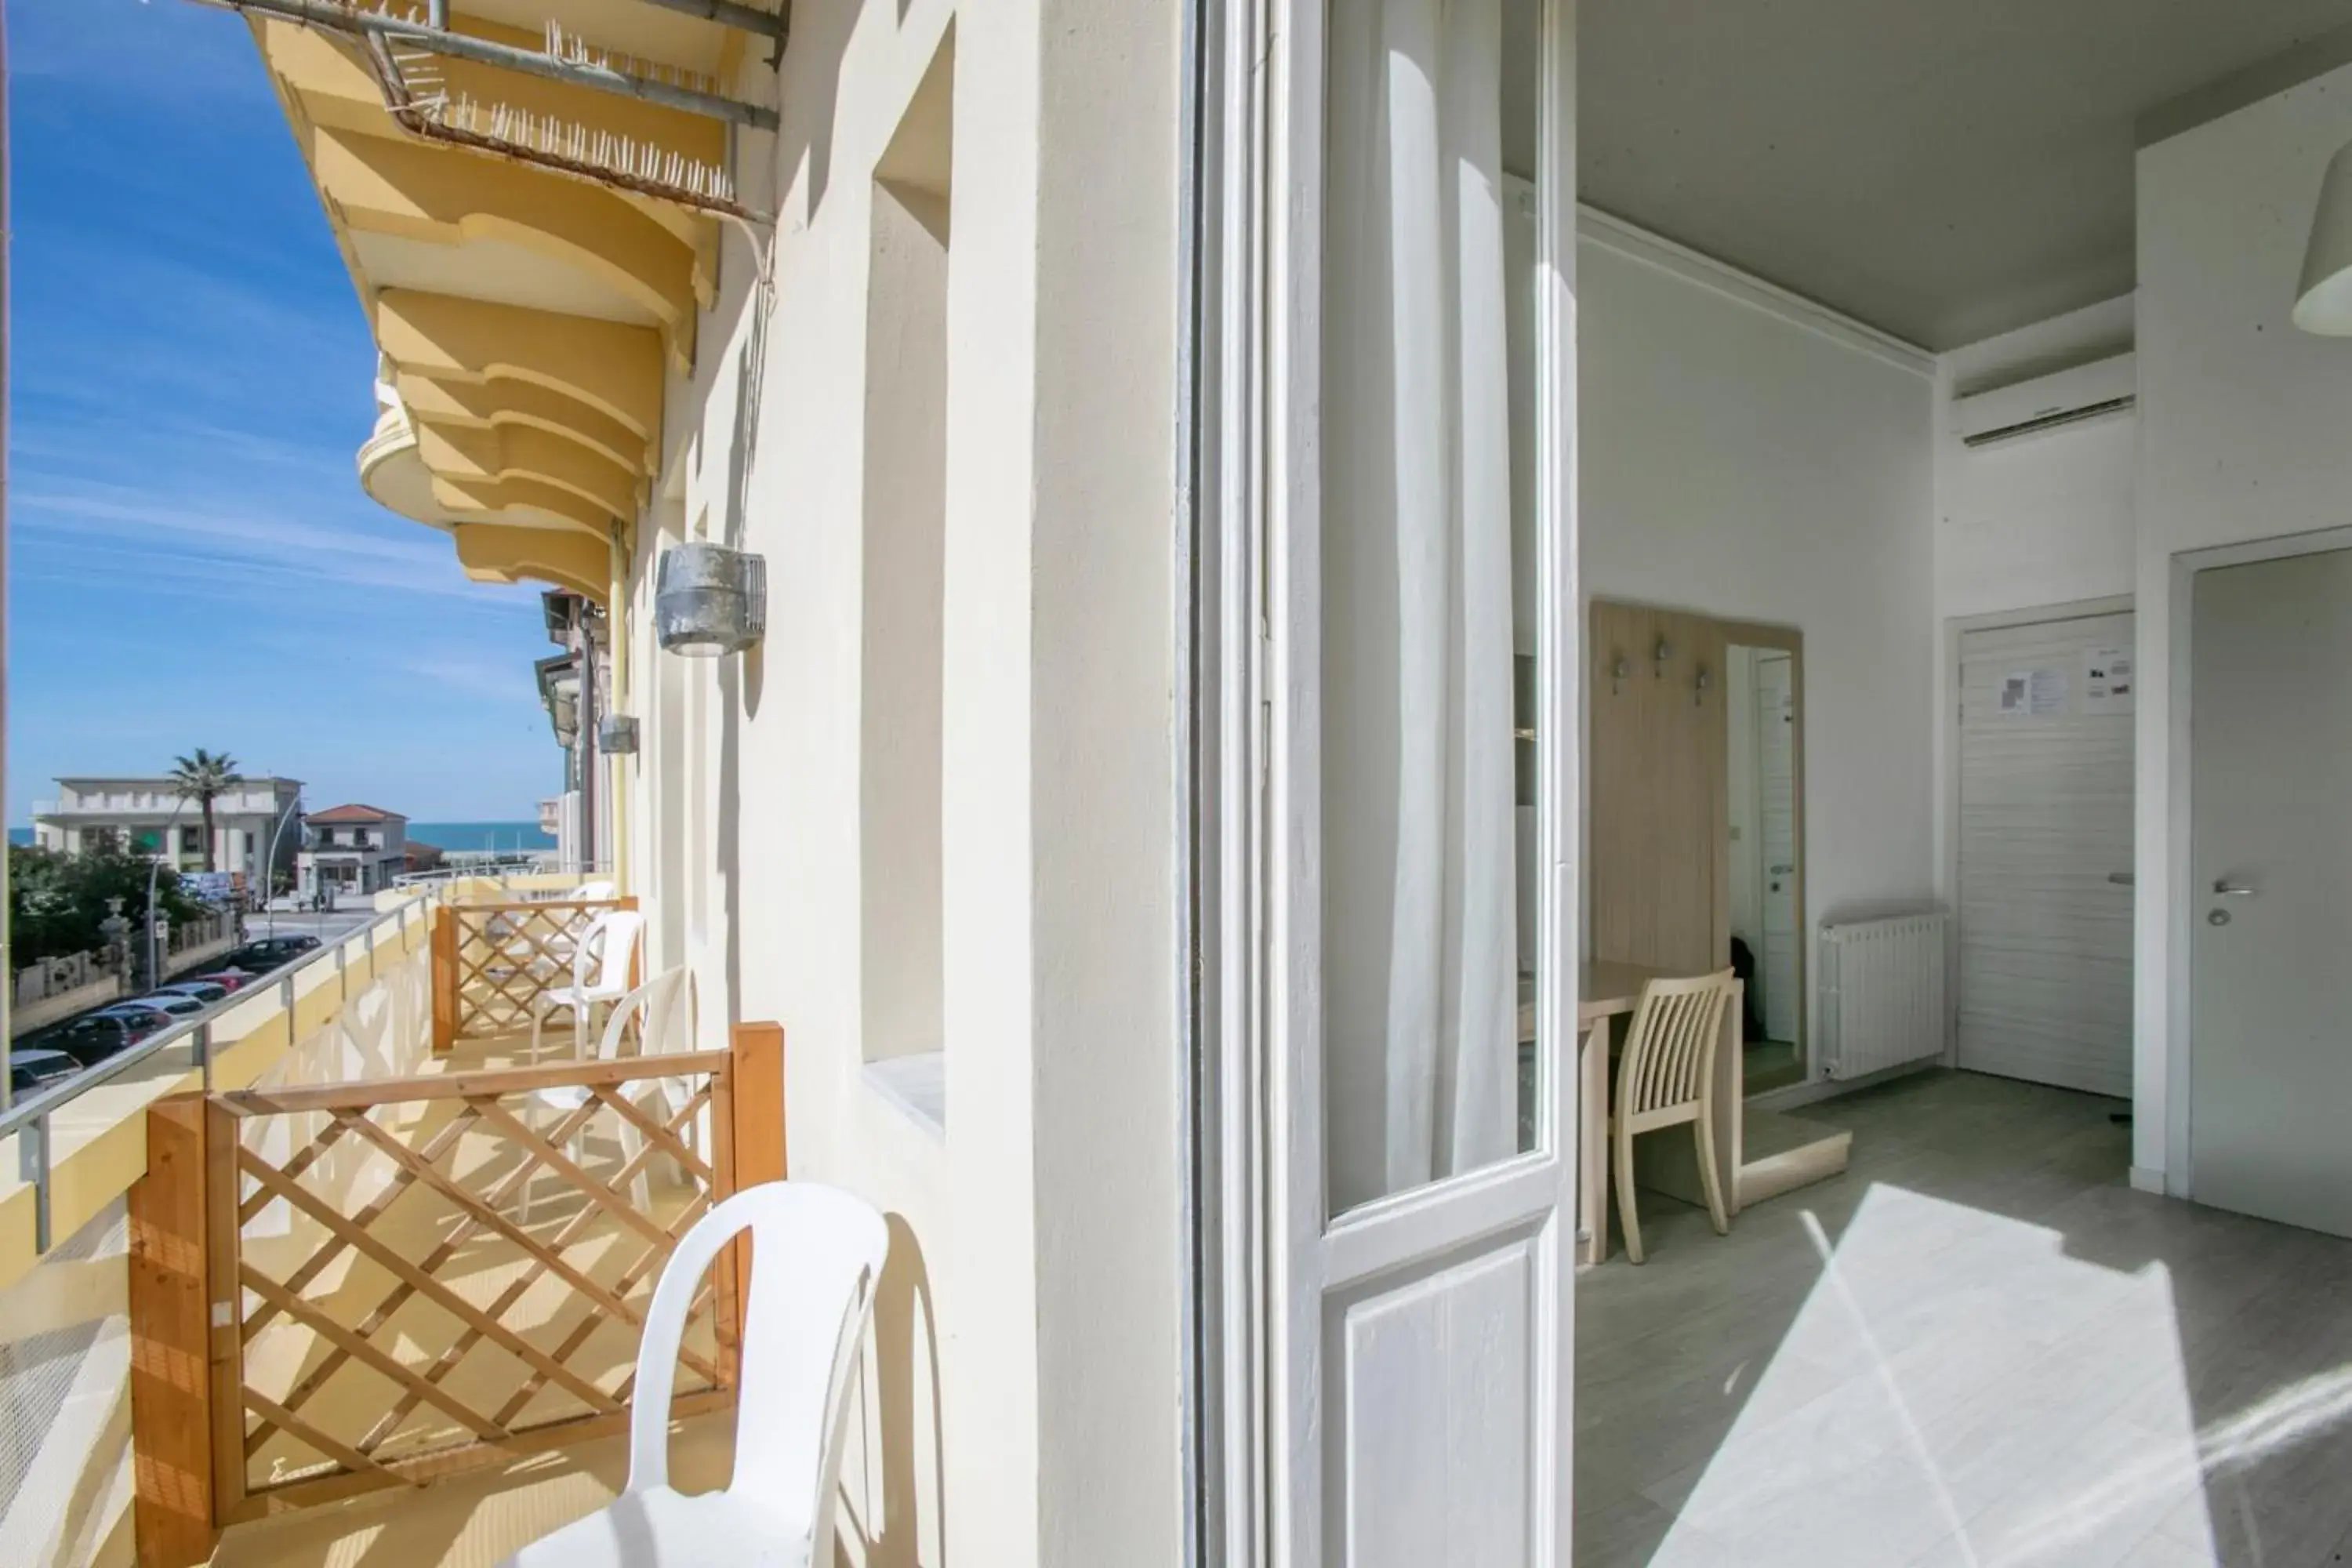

{"left": 1952, "top": 351, "right": 2136, "bottom": 448}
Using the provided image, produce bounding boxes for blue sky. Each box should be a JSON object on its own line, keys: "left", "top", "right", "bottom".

{"left": 7, "top": 0, "right": 564, "bottom": 825}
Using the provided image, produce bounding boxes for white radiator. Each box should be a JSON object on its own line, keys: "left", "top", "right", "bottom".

{"left": 1818, "top": 913, "right": 1950, "bottom": 1081}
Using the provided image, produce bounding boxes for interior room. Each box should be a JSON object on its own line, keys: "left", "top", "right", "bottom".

{"left": 1534, "top": 3, "right": 2352, "bottom": 1563}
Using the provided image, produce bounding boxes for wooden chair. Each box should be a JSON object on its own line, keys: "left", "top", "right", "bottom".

{"left": 1610, "top": 969, "right": 1739, "bottom": 1265}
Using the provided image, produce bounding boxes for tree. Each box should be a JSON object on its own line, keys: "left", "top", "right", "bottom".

{"left": 169, "top": 749, "right": 244, "bottom": 873}
{"left": 8, "top": 844, "right": 202, "bottom": 966}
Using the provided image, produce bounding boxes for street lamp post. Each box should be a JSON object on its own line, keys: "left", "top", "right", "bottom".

{"left": 263, "top": 794, "right": 303, "bottom": 938}
{"left": 145, "top": 797, "right": 192, "bottom": 990}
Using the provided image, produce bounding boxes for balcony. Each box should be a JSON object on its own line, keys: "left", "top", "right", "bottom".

{"left": 0, "top": 882, "right": 780, "bottom": 1568}
{"left": 35, "top": 788, "right": 295, "bottom": 819}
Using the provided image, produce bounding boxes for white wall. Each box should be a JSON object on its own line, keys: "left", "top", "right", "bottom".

{"left": 1580, "top": 220, "right": 1940, "bottom": 1048}
{"left": 1926, "top": 297, "right": 2140, "bottom": 1054}
{"left": 2135, "top": 63, "right": 2352, "bottom": 1192}
{"left": 1933, "top": 298, "right": 2139, "bottom": 625}
{"left": 636, "top": 1, "right": 1185, "bottom": 1561}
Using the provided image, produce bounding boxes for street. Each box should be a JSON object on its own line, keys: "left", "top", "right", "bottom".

{"left": 239, "top": 903, "right": 382, "bottom": 951}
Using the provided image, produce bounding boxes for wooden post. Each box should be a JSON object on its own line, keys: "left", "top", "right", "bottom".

{"left": 725, "top": 1022, "right": 786, "bottom": 1386}
{"left": 729, "top": 1022, "right": 786, "bottom": 1190}
{"left": 620, "top": 896, "right": 642, "bottom": 991}
{"left": 128, "top": 1098, "right": 217, "bottom": 1568}
{"left": 430, "top": 905, "right": 457, "bottom": 1056}
{"left": 205, "top": 1101, "right": 247, "bottom": 1525}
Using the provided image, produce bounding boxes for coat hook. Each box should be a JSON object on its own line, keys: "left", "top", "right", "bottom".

{"left": 1654, "top": 636, "right": 1671, "bottom": 677}
{"left": 1610, "top": 653, "right": 1632, "bottom": 695}
{"left": 1695, "top": 664, "right": 1711, "bottom": 706}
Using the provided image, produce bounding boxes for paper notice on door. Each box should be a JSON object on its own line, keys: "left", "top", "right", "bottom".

{"left": 1999, "top": 667, "right": 2069, "bottom": 717}
{"left": 2083, "top": 645, "right": 2135, "bottom": 713}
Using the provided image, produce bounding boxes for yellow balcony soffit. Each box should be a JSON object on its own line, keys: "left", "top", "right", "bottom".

{"left": 312, "top": 129, "right": 698, "bottom": 335}
{"left": 256, "top": 16, "right": 722, "bottom": 301}
{"left": 452, "top": 521, "right": 610, "bottom": 604}
{"left": 258, "top": 13, "right": 725, "bottom": 169}
{"left": 429, "top": 470, "right": 616, "bottom": 538}
{"left": 394, "top": 369, "right": 652, "bottom": 477}
{"left": 376, "top": 289, "right": 664, "bottom": 445}
{"left": 413, "top": 416, "right": 643, "bottom": 521}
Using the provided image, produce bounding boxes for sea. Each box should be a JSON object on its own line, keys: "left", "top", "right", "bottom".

{"left": 401, "top": 822, "right": 556, "bottom": 854}
{"left": 9, "top": 821, "right": 553, "bottom": 852}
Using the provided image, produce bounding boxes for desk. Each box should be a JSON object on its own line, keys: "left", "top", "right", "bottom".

{"left": 1523, "top": 961, "right": 1743, "bottom": 1266}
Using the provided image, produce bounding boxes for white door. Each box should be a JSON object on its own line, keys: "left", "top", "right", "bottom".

{"left": 1247, "top": 0, "right": 1576, "bottom": 1561}
{"left": 1955, "top": 611, "right": 2136, "bottom": 1096}
{"left": 2190, "top": 552, "right": 2352, "bottom": 1239}
{"left": 1755, "top": 653, "right": 1801, "bottom": 1042}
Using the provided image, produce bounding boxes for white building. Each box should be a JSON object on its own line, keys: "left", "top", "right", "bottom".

{"left": 31, "top": 775, "right": 303, "bottom": 886}
{"left": 296, "top": 804, "right": 408, "bottom": 898}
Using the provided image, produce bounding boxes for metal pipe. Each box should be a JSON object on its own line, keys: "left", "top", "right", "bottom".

{"left": 357, "top": 31, "right": 771, "bottom": 225}
{"left": 147, "top": 797, "right": 193, "bottom": 990}
{"left": 608, "top": 524, "right": 630, "bottom": 900}
{"left": 210, "top": 0, "right": 779, "bottom": 131}
{"left": 630, "top": 0, "right": 789, "bottom": 44}
{"left": 577, "top": 602, "right": 600, "bottom": 878}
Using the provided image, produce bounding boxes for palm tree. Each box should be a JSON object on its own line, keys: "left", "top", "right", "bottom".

{"left": 170, "top": 750, "right": 245, "bottom": 873}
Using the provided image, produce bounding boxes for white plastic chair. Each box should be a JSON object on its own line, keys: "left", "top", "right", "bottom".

{"left": 500, "top": 1182, "right": 890, "bottom": 1568}
{"left": 524, "top": 967, "right": 697, "bottom": 1217}
{"left": 529, "top": 910, "right": 644, "bottom": 1053}
{"left": 505, "top": 882, "right": 622, "bottom": 972}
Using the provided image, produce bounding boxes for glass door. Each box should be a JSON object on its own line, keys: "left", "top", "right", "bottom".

{"left": 1228, "top": 0, "right": 1579, "bottom": 1558}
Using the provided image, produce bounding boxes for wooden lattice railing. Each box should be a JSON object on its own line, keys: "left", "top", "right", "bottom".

{"left": 430, "top": 898, "right": 634, "bottom": 1051}
{"left": 127, "top": 1024, "right": 786, "bottom": 1563}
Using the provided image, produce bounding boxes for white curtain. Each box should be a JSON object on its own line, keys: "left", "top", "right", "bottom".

{"left": 1324, "top": 0, "right": 1517, "bottom": 1214}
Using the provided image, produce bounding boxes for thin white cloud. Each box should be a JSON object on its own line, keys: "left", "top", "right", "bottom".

{"left": 404, "top": 656, "right": 550, "bottom": 704}
{"left": 12, "top": 488, "right": 532, "bottom": 606}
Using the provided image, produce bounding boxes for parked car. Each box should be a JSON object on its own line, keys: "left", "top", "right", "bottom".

{"left": 24, "top": 1014, "right": 143, "bottom": 1065}
{"left": 218, "top": 935, "right": 321, "bottom": 974}
{"left": 150, "top": 980, "right": 230, "bottom": 1005}
{"left": 9, "top": 1049, "right": 81, "bottom": 1097}
{"left": 191, "top": 970, "right": 252, "bottom": 992}
{"left": 108, "top": 994, "right": 204, "bottom": 1018}
{"left": 90, "top": 998, "right": 203, "bottom": 1041}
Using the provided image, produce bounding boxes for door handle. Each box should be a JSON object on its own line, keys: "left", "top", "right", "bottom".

{"left": 2107, "top": 872, "right": 2135, "bottom": 887}
{"left": 1769, "top": 864, "right": 1795, "bottom": 876}
{"left": 2212, "top": 879, "right": 2258, "bottom": 898}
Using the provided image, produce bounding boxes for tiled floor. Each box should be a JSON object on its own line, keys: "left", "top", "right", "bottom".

{"left": 215, "top": 1413, "right": 736, "bottom": 1568}
{"left": 1575, "top": 1069, "right": 2352, "bottom": 1568}
{"left": 1743, "top": 1040, "right": 1804, "bottom": 1094}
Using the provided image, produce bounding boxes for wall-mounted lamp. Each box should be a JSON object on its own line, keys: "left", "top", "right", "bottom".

{"left": 655, "top": 542, "right": 767, "bottom": 658}
{"left": 598, "top": 714, "right": 641, "bottom": 755}
{"left": 2297, "top": 140, "right": 2352, "bottom": 333}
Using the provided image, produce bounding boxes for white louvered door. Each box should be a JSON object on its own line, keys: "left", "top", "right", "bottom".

{"left": 1955, "top": 611, "right": 2136, "bottom": 1097}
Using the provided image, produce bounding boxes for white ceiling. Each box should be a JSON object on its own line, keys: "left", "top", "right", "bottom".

{"left": 1576, "top": 0, "right": 2352, "bottom": 349}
